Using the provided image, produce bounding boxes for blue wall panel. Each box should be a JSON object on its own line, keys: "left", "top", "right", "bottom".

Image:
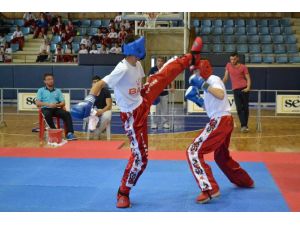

{"left": 0, "top": 65, "right": 14, "bottom": 99}
{"left": 93, "top": 66, "right": 115, "bottom": 79}
{"left": 52, "top": 66, "right": 93, "bottom": 88}
{"left": 13, "top": 65, "right": 53, "bottom": 88}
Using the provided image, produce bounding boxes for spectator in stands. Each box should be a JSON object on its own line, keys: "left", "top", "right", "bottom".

{"left": 109, "top": 43, "right": 122, "bottom": 54}
{"left": 148, "top": 56, "right": 174, "bottom": 129}
{"left": 33, "top": 12, "right": 48, "bottom": 39}
{"left": 118, "top": 25, "right": 127, "bottom": 44}
{"left": 63, "top": 43, "right": 74, "bottom": 62}
{"left": 3, "top": 42, "right": 12, "bottom": 63}
{"left": 65, "top": 20, "right": 75, "bottom": 36}
{"left": 108, "top": 27, "right": 118, "bottom": 46}
{"left": 0, "top": 45, "right": 4, "bottom": 63}
{"left": 98, "top": 44, "right": 109, "bottom": 54}
{"left": 80, "top": 34, "right": 91, "bottom": 50}
{"left": 89, "top": 44, "right": 99, "bottom": 54}
{"left": 23, "top": 12, "right": 36, "bottom": 30}
{"left": 100, "top": 26, "right": 109, "bottom": 46}
{"left": 124, "top": 20, "right": 131, "bottom": 30}
{"left": 36, "top": 38, "right": 50, "bottom": 62}
{"left": 78, "top": 43, "right": 88, "bottom": 54}
{"left": 11, "top": 25, "right": 24, "bottom": 51}
{"left": 36, "top": 73, "right": 77, "bottom": 141}
{"left": 0, "top": 33, "right": 5, "bottom": 47}
{"left": 51, "top": 16, "right": 64, "bottom": 35}
{"left": 45, "top": 12, "right": 54, "bottom": 26}
{"left": 108, "top": 19, "right": 116, "bottom": 30}
{"left": 61, "top": 25, "right": 74, "bottom": 44}
{"left": 89, "top": 75, "right": 112, "bottom": 140}
{"left": 114, "top": 12, "right": 122, "bottom": 24}
{"left": 54, "top": 43, "right": 64, "bottom": 62}
{"left": 223, "top": 52, "right": 251, "bottom": 133}
{"left": 91, "top": 27, "right": 103, "bottom": 44}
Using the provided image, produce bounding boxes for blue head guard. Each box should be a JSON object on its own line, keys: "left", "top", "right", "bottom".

{"left": 123, "top": 36, "right": 146, "bottom": 60}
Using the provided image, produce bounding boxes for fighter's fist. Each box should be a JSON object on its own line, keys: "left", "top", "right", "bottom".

{"left": 71, "top": 94, "right": 96, "bottom": 119}
{"left": 185, "top": 86, "right": 204, "bottom": 108}
{"left": 189, "top": 74, "right": 205, "bottom": 89}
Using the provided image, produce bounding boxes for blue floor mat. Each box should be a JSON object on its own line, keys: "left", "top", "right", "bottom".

{"left": 0, "top": 158, "right": 289, "bottom": 212}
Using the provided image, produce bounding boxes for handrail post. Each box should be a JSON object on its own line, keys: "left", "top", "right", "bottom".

{"left": 171, "top": 89, "right": 175, "bottom": 132}
{"left": 0, "top": 89, "right": 7, "bottom": 128}
{"left": 256, "top": 90, "right": 262, "bottom": 133}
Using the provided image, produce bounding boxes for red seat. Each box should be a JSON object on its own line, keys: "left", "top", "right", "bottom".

{"left": 38, "top": 108, "right": 68, "bottom": 141}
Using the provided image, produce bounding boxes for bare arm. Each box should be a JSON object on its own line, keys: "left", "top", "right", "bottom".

{"left": 90, "top": 80, "right": 106, "bottom": 96}
{"left": 223, "top": 69, "right": 229, "bottom": 83}
{"left": 207, "top": 87, "right": 225, "bottom": 100}
{"left": 96, "top": 98, "right": 112, "bottom": 116}
{"left": 56, "top": 101, "right": 65, "bottom": 108}
{"left": 168, "top": 81, "right": 175, "bottom": 93}
{"left": 242, "top": 73, "right": 251, "bottom": 92}
{"left": 35, "top": 100, "right": 56, "bottom": 108}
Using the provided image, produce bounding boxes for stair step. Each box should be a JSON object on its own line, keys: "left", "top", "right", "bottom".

{"left": 25, "top": 42, "right": 41, "bottom": 47}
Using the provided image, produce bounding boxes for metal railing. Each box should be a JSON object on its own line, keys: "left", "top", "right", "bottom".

{"left": 1, "top": 87, "right": 300, "bottom": 132}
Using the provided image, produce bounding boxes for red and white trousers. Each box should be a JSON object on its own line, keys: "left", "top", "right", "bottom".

{"left": 186, "top": 115, "right": 254, "bottom": 192}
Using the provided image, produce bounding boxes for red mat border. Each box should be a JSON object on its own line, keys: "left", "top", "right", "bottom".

{"left": 0, "top": 141, "right": 299, "bottom": 212}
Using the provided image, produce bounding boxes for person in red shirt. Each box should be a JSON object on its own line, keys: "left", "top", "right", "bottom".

{"left": 223, "top": 52, "right": 251, "bottom": 133}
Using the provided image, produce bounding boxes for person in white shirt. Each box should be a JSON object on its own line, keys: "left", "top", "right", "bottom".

{"left": 89, "top": 44, "right": 99, "bottom": 54}
{"left": 0, "top": 33, "right": 5, "bottom": 47}
{"left": 185, "top": 59, "right": 254, "bottom": 204}
{"left": 107, "top": 27, "right": 118, "bottom": 46}
{"left": 98, "top": 44, "right": 109, "bottom": 54}
{"left": 11, "top": 26, "right": 24, "bottom": 50}
{"left": 63, "top": 43, "right": 74, "bottom": 62}
{"left": 124, "top": 20, "right": 131, "bottom": 30}
{"left": 78, "top": 44, "right": 88, "bottom": 54}
{"left": 114, "top": 13, "right": 122, "bottom": 24}
{"left": 36, "top": 38, "right": 50, "bottom": 62}
{"left": 80, "top": 34, "right": 91, "bottom": 50}
{"left": 71, "top": 35, "right": 203, "bottom": 208}
{"left": 109, "top": 43, "right": 122, "bottom": 54}
{"left": 108, "top": 28, "right": 118, "bottom": 39}
{"left": 3, "top": 42, "right": 12, "bottom": 63}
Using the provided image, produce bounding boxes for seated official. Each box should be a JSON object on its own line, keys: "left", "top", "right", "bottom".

{"left": 89, "top": 75, "right": 112, "bottom": 139}
{"left": 36, "top": 73, "right": 77, "bottom": 141}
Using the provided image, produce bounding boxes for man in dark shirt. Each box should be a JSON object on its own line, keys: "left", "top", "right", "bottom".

{"left": 90, "top": 75, "right": 112, "bottom": 139}
{"left": 148, "top": 56, "right": 175, "bottom": 129}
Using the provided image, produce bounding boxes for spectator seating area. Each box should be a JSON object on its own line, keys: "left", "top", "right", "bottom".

{"left": 0, "top": 13, "right": 133, "bottom": 63}
{"left": 193, "top": 18, "right": 300, "bottom": 63}
{"left": 1, "top": 16, "right": 300, "bottom": 64}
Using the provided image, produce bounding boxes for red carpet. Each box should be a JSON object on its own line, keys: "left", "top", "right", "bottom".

{"left": 0, "top": 141, "right": 299, "bottom": 211}
{"left": 0, "top": 141, "right": 127, "bottom": 159}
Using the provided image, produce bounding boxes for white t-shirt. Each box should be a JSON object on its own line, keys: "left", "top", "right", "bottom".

{"left": 12, "top": 31, "right": 23, "bottom": 38}
{"left": 5, "top": 48, "right": 12, "bottom": 60}
{"left": 114, "top": 15, "right": 122, "bottom": 23}
{"left": 108, "top": 32, "right": 118, "bottom": 39}
{"left": 89, "top": 49, "right": 99, "bottom": 54}
{"left": 109, "top": 47, "right": 122, "bottom": 54}
{"left": 203, "top": 75, "right": 231, "bottom": 118}
{"left": 80, "top": 38, "right": 91, "bottom": 48}
{"left": 39, "top": 44, "right": 50, "bottom": 54}
{"left": 99, "top": 48, "right": 109, "bottom": 54}
{"left": 78, "top": 49, "right": 88, "bottom": 54}
{"left": 103, "top": 59, "right": 145, "bottom": 112}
